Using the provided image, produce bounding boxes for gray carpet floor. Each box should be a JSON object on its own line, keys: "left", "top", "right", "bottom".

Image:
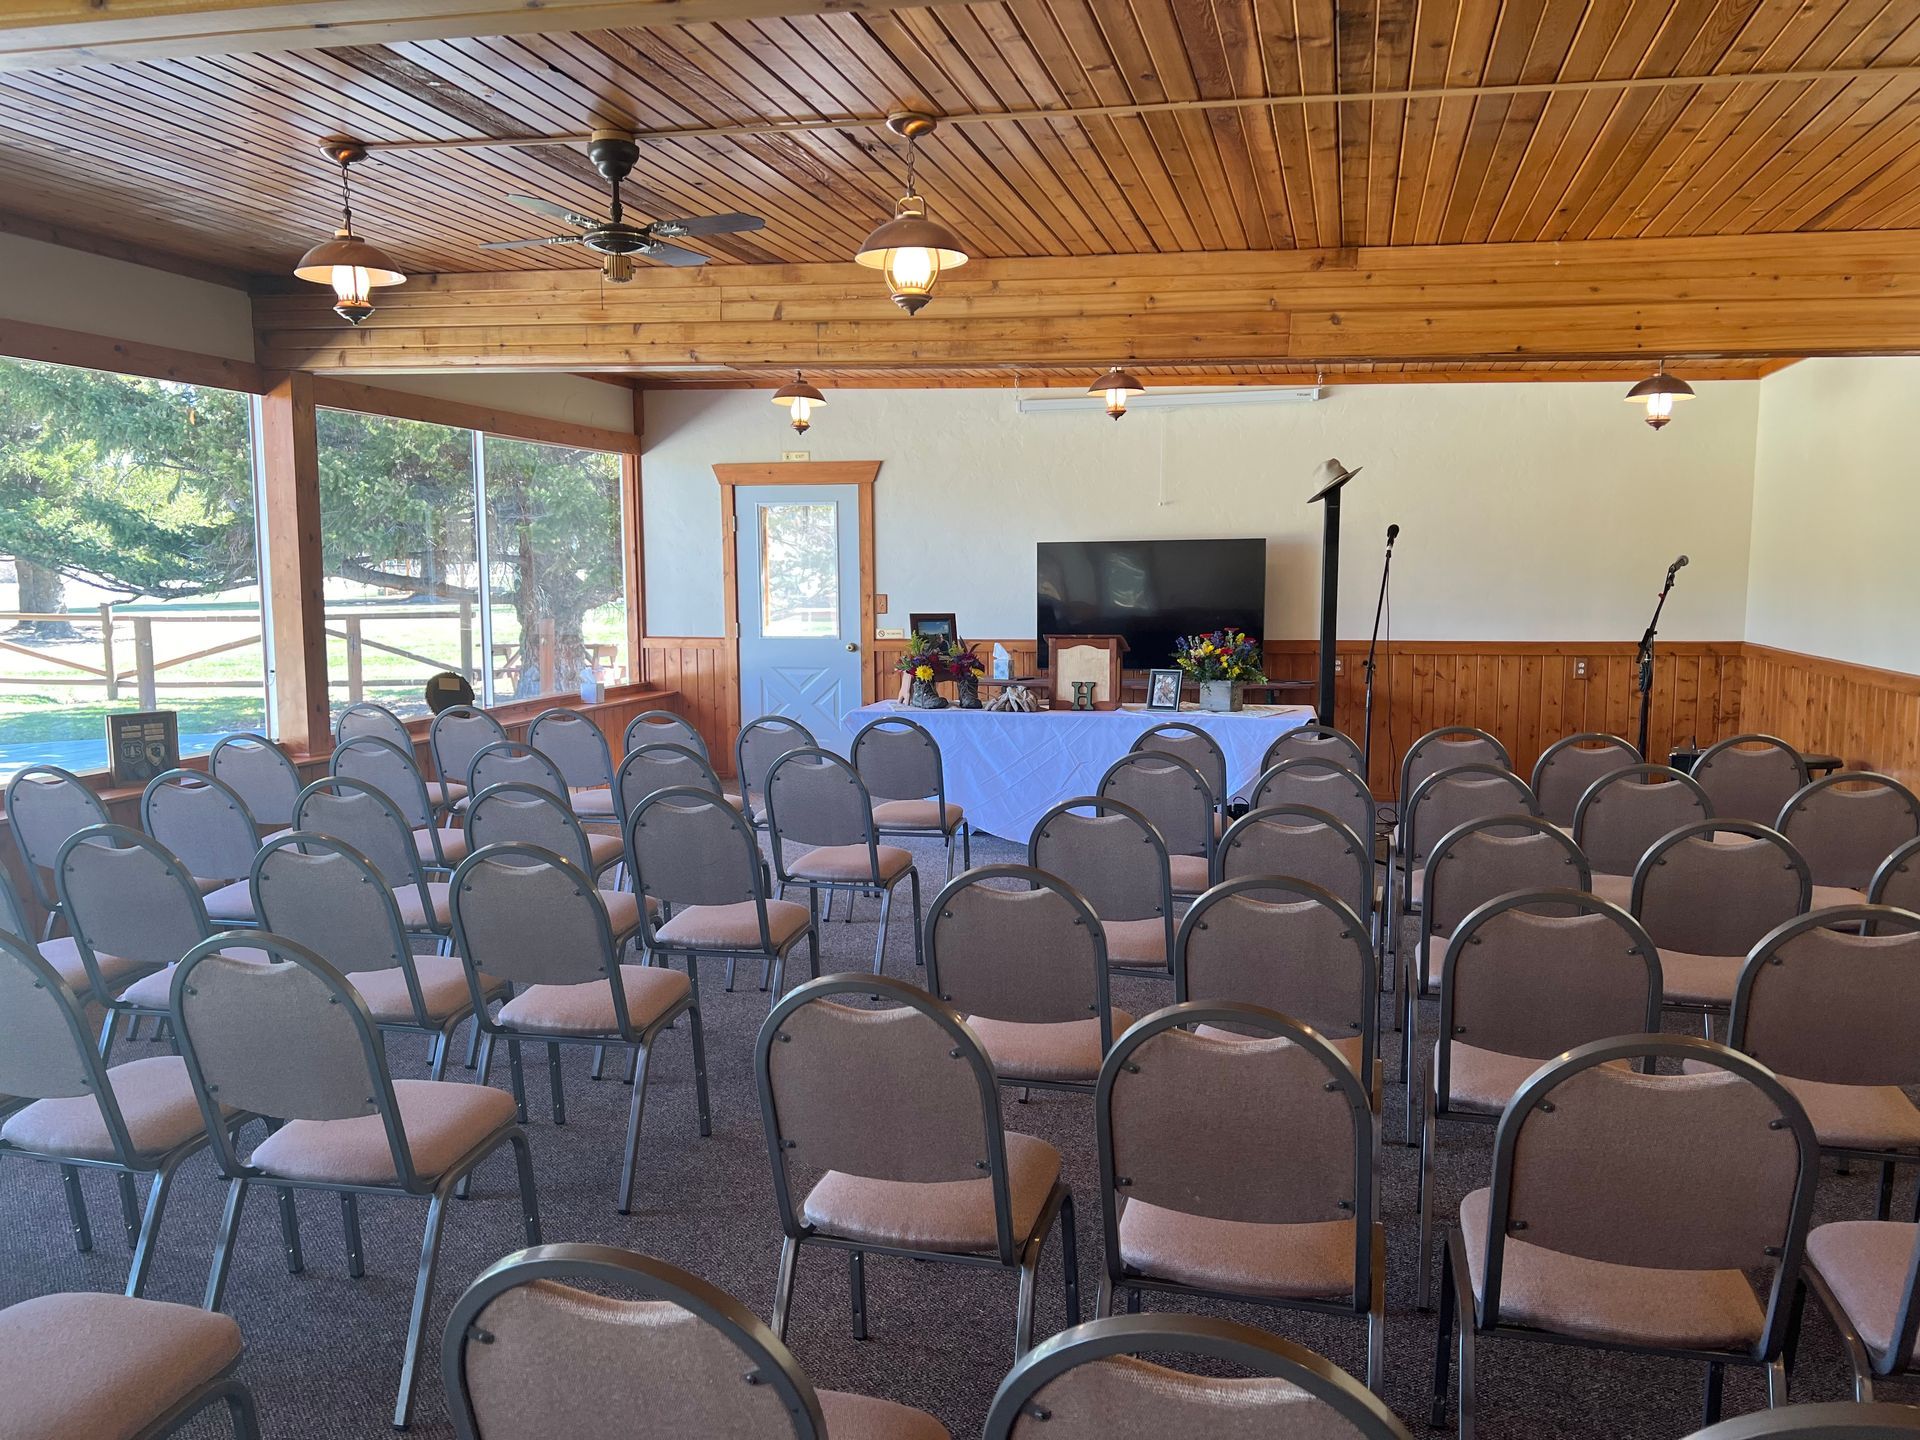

{"left": 1, "top": 828, "right": 1910, "bottom": 1439}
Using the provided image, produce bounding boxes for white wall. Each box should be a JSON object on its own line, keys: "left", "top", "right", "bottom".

{"left": 1748, "top": 357, "right": 1920, "bottom": 673}
{"left": 0, "top": 232, "right": 257, "bottom": 363}
{"left": 642, "top": 382, "right": 1760, "bottom": 642}
{"left": 346, "top": 371, "right": 637, "bottom": 436}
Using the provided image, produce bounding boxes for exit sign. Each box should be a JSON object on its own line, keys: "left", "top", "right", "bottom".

{"left": 781, "top": 449, "right": 810, "bottom": 462}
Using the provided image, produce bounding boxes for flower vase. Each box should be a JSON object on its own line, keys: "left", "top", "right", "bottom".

{"left": 910, "top": 677, "right": 950, "bottom": 709}
{"left": 1199, "top": 680, "right": 1242, "bottom": 713}
{"left": 956, "top": 673, "right": 982, "bottom": 709}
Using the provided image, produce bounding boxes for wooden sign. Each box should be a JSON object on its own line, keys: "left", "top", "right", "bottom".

{"left": 105, "top": 710, "right": 179, "bottom": 786}
{"left": 1044, "top": 634, "right": 1127, "bottom": 711}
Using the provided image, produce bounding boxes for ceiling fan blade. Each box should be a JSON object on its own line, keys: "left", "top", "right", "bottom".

{"left": 479, "top": 235, "right": 585, "bottom": 250}
{"left": 650, "top": 212, "right": 766, "bottom": 237}
{"left": 641, "top": 241, "right": 712, "bottom": 267}
{"left": 505, "top": 194, "right": 598, "bottom": 229}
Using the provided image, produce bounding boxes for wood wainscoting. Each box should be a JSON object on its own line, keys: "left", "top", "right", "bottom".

{"left": 1741, "top": 645, "right": 1920, "bottom": 790}
{"left": 636, "top": 637, "right": 737, "bottom": 777}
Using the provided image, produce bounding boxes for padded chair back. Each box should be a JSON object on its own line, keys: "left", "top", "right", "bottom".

{"left": 1728, "top": 907, "right": 1920, "bottom": 1088}
{"left": 1632, "top": 820, "right": 1811, "bottom": 957}
{"left": 251, "top": 833, "right": 411, "bottom": 980}
{"left": 526, "top": 709, "right": 615, "bottom": 794}
{"left": 1572, "top": 764, "right": 1712, "bottom": 876}
{"left": 1131, "top": 723, "right": 1227, "bottom": 806}
{"left": 759, "top": 976, "right": 1015, "bottom": 1256}
{"left": 625, "top": 788, "right": 766, "bottom": 914}
{"left": 1530, "top": 733, "right": 1639, "bottom": 826}
{"left": 764, "top": 748, "right": 875, "bottom": 852}
{"left": 1692, "top": 735, "right": 1809, "bottom": 827}
{"left": 431, "top": 706, "right": 509, "bottom": 793}
{"left": 736, "top": 717, "right": 816, "bottom": 820}
{"left": 466, "top": 783, "right": 595, "bottom": 872}
{"left": 1401, "top": 763, "right": 1539, "bottom": 864}
{"left": 1401, "top": 726, "right": 1508, "bottom": 804}
{"left": 925, "top": 866, "right": 1109, "bottom": 1029}
{"left": 1249, "top": 757, "right": 1374, "bottom": 844}
{"left": 623, "top": 709, "right": 708, "bottom": 760}
{"left": 443, "top": 1246, "right": 827, "bottom": 1440}
{"left": 1260, "top": 723, "right": 1365, "bottom": 776}
{"left": 332, "top": 735, "right": 436, "bottom": 830}
{"left": 141, "top": 769, "right": 259, "bottom": 884}
{"left": 209, "top": 733, "right": 302, "bottom": 829}
{"left": 850, "top": 716, "right": 946, "bottom": 804}
{"left": 1778, "top": 773, "right": 1920, "bottom": 892}
{"left": 1480, "top": 1036, "right": 1816, "bottom": 1356}
{"left": 469, "top": 741, "right": 568, "bottom": 801}
{"left": 1422, "top": 815, "right": 1591, "bottom": 938}
{"left": 1029, "top": 798, "right": 1171, "bottom": 925}
{"left": 1098, "top": 752, "right": 1214, "bottom": 859}
{"left": 5, "top": 765, "right": 110, "bottom": 906}
{"left": 0, "top": 928, "right": 104, "bottom": 1104}
{"left": 1175, "top": 878, "right": 1374, "bottom": 1067}
{"left": 1438, "top": 890, "right": 1661, "bottom": 1067}
{"left": 1215, "top": 804, "right": 1372, "bottom": 924}
{"left": 1871, "top": 837, "right": 1920, "bottom": 911}
{"left": 450, "top": 846, "right": 619, "bottom": 993}
{"left": 983, "top": 1313, "right": 1413, "bottom": 1440}
{"left": 615, "top": 743, "right": 722, "bottom": 819}
{"left": 336, "top": 700, "right": 413, "bottom": 753}
{"left": 55, "top": 824, "right": 210, "bottom": 981}
{"left": 291, "top": 777, "right": 427, "bottom": 895}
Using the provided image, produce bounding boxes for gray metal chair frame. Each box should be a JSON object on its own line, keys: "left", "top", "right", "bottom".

{"left": 1417, "top": 887, "right": 1662, "bottom": 1310}
{"left": 441, "top": 1243, "right": 829, "bottom": 1440}
{"left": 1028, "top": 796, "right": 1176, "bottom": 977}
{"left": 1399, "top": 726, "right": 1510, "bottom": 808}
{"left": 430, "top": 705, "right": 509, "bottom": 804}
{"left": 1530, "top": 731, "right": 1640, "bottom": 826}
{"left": 1260, "top": 722, "right": 1366, "bottom": 777}
{"left": 464, "top": 781, "right": 618, "bottom": 881}
{"left": 526, "top": 707, "right": 618, "bottom": 815}
{"left": 449, "top": 843, "right": 710, "bottom": 1213}
{"left": 5, "top": 763, "right": 110, "bottom": 937}
{"left": 1693, "top": 734, "right": 1812, "bottom": 826}
{"left": 0, "top": 929, "right": 236, "bottom": 1297}
{"left": 250, "top": 831, "right": 479, "bottom": 1080}
{"left": 735, "top": 715, "right": 817, "bottom": 828}
{"left": 850, "top": 713, "right": 972, "bottom": 879}
{"left": 209, "top": 732, "right": 303, "bottom": 832}
{"left": 1247, "top": 755, "right": 1376, "bottom": 846}
{"left": 764, "top": 746, "right": 924, "bottom": 976}
{"left": 340, "top": 700, "right": 460, "bottom": 813}
{"left": 1798, "top": 1220, "right": 1920, "bottom": 1402}
{"left": 292, "top": 776, "right": 446, "bottom": 938}
{"left": 1871, "top": 836, "right": 1920, "bottom": 911}
{"left": 623, "top": 708, "right": 709, "bottom": 759}
{"left": 331, "top": 734, "right": 459, "bottom": 869}
{"left": 171, "top": 931, "right": 540, "bottom": 1430}
{"left": 127, "top": 1367, "right": 264, "bottom": 1440}
{"left": 139, "top": 768, "right": 261, "bottom": 919}
{"left": 615, "top": 742, "right": 724, "bottom": 819}
{"left": 1174, "top": 876, "right": 1380, "bottom": 1101}
{"left": 626, "top": 785, "right": 818, "bottom": 1000}
{"left": 1215, "top": 803, "right": 1375, "bottom": 934}
{"left": 985, "top": 1311, "right": 1414, "bottom": 1440}
{"left": 1777, "top": 772, "right": 1920, "bottom": 895}
{"left": 1573, "top": 762, "right": 1714, "bottom": 879}
{"left": 1131, "top": 721, "right": 1228, "bottom": 808}
{"left": 923, "top": 864, "right": 1116, "bottom": 1095}
{"left": 1726, "top": 906, "right": 1920, "bottom": 1221}
{"left": 756, "top": 974, "right": 1078, "bottom": 1357}
{"left": 1432, "top": 1035, "right": 1820, "bottom": 1439}
{"left": 1097, "top": 750, "right": 1216, "bottom": 894}
{"left": 1094, "top": 1000, "right": 1386, "bottom": 1388}
{"left": 1687, "top": 1404, "right": 1920, "bottom": 1440}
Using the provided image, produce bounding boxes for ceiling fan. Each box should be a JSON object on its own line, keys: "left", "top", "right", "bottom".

{"left": 484, "top": 129, "right": 764, "bottom": 280}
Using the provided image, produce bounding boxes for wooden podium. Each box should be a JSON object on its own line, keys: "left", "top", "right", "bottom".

{"left": 1043, "top": 633, "right": 1128, "bottom": 710}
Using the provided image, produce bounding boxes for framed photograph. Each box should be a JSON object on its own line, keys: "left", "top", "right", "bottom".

{"left": 105, "top": 709, "right": 180, "bottom": 786}
{"left": 1146, "top": 668, "right": 1184, "bottom": 711}
{"left": 910, "top": 612, "right": 958, "bottom": 644}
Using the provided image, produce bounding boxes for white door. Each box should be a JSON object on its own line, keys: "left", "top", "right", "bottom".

{"left": 736, "top": 484, "right": 863, "bottom": 752}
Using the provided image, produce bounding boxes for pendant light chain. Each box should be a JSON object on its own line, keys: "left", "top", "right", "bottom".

{"left": 338, "top": 157, "right": 355, "bottom": 234}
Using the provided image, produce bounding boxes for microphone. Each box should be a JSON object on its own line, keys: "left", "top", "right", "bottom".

{"left": 1667, "top": 553, "right": 1689, "bottom": 580}
{"left": 1386, "top": 523, "right": 1400, "bottom": 546}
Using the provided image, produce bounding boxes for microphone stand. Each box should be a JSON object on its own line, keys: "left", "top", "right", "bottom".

{"left": 1361, "top": 530, "right": 1396, "bottom": 785}
{"left": 1636, "top": 568, "right": 1680, "bottom": 761}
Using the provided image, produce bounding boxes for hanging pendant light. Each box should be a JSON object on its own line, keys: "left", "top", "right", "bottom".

{"left": 1089, "top": 365, "right": 1145, "bottom": 420}
{"left": 294, "top": 140, "right": 406, "bottom": 325}
{"left": 772, "top": 371, "right": 826, "bottom": 434}
{"left": 1625, "top": 361, "right": 1695, "bottom": 431}
{"left": 855, "top": 112, "right": 968, "bottom": 315}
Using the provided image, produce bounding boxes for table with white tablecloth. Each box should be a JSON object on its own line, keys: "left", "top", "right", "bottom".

{"left": 841, "top": 700, "right": 1316, "bottom": 841}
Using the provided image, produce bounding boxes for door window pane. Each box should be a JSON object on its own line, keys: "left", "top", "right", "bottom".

{"left": 759, "top": 503, "right": 839, "bottom": 638}
{"left": 481, "top": 437, "right": 626, "bottom": 700}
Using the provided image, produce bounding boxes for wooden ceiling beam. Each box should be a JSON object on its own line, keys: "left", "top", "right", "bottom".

{"left": 252, "top": 229, "right": 1920, "bottom": 372}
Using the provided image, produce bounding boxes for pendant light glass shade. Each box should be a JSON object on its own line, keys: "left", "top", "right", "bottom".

{"left": 1624, "top": 366, "right": 1694, "bottom": 431}
{"left": 295, "top": 141, "right": 405, "bottom": 325}
{"left": 856, "top": 195, "right": 968, "bottom": 314}
{"left": 1089, "top": 365, "right": 1145, "bottom": 419}
{"left": 771, "top": 371, "right": 826, "bottom": 434}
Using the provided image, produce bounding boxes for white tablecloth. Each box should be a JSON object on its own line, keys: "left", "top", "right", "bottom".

{"left": 842, "top": 700, "right": 1316, "bottom": 841}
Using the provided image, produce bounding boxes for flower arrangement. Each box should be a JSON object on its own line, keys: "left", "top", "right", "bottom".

{"left": 895, "top": 632, "right": 947, "bottom": 683}
{"left": 1173, "top": 629, "right": 1266, "bottom": 684}
{"left": 946, "top": 641, "right": 986, "bottom": 678}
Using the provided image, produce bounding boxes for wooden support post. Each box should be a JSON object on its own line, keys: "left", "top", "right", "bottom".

{"left": 258, "top": 372, "right": 331, "bottom": 753}
{"left": 132, "top": 617, "right": 156, "bottom": 710}
{"left": 619, "top": 387, "right": 645, "bottom": 686}
{"left": 345, "top": 615, "right": 364, "bottom": 703}
{"left": 99, "top": 604, "right": 117, "bottom": 702}
{"left": 458, "top": 598, "right": 474, "bottom": 682}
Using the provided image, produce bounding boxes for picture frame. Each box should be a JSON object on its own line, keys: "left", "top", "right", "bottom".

{"left": 1146, "top": 668, "right": 1185, "bottom": 711}
{"left": 909, "top": 612, "right": 958, "bottom": 644}
{"left": 105, "top": 709, "right": 180, "bottom": 786}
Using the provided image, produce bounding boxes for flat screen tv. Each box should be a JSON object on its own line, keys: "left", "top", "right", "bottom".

{"left": 1037, "top": 538, "right": 1266, "bottom": 670}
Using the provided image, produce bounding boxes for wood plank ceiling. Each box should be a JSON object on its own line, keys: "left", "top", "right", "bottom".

{"left": 3, "top": 0, "right": 1919, "bottom": 382}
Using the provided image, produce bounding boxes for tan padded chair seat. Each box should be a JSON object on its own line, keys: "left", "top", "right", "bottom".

{"left": 1780, "top": 1075, "right": 1920, "bottom": 1152}
{"left": 1194, "top": 1025, "right": 1365, "bottom": 1078}
{"left": 872, "top": 799, "right": 963, "bottom": 832}
{"left": 1103, "top": 918, "right": 1168, "bottom": 968}
{"left": 585, "top": 831, "right": 624, "bottom": 872}
{"left": 1807, "top": 1221, "right": 1920, "bottom": 1364}
{"left": 198, "top": 879, "right": 256, "bottom": 922}
{"left": 191, "top": 873, "right": 239, "bottom": 896}
{"left": 787, "top": 844, "right": 914, "bottom": 884}
{"left": 654, "top": 898, "right": 810, "bottom": 952}
{"left": 1406, "top": 866, "right": 1425, "bottom": 904}
{"left": 968, "top": 1012, "right": 1134, "bottom": 1086}
{"left": 1168, "top": 854, "right": 1211, "bottom": 895}
{"left": 1589, "top": 872, "right": 1634, "bottom": 907}
{"left": 0, "top": 1291, "right": 243, "bottom": 1440}
{"left": 395, "top": 882, "right": 452, "bottom": 930}
{"left": 1117, "top": 1198, "right": 1355, "bottom": 1300}
{"left": 1440, "top": 1044, "right": 1559, "bottom": 1116}
{"left": 0, "top": 1056, "right": 218, "bottom": 1162}
{"left": 430, "top": 778, "right": 469, "bottom": 808}
{"left": 250, "top": 1078, "right": 517, "bottom": 1186}
{"left": 599, "top": 889, "right": 653, "bottom": 939}
{"left": 801, "top": 1130, "right": 1061, "bottom": 1255}
{"left": 118, "top": 947, "right": 273, "bottom": 1011}
{"left": 496, "top": 963, "right": 690, "bottom": 1037}
{"left": 1815, "top": 883, "right": 1870, "bottom": 909}
{"left": 570, "top": 786, "right": 618, "bottom": 819}
{"left": 817, "top": 1389, "right": 952, "bottom": 1440}
{"left": 1658, "top": 950, "right": 1743, "bottom": 1008}
{"left": 36, "top": 936, "right": 146, "bottom": 995}
{"left": 413, "top": 828, "right": 470, "bottom": 866}
{"left": 1460, "top": 1187, "right": 1764, "bottom": 1350}
{"left": 348, "top": 954, "right": 502, "bottom": 1024}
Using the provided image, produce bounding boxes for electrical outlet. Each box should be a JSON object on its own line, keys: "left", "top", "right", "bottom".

{"left": 781, "top": 449, "right": 810, "bottom": 462}
{"left": 1333, "top": 657, "right": 1344, "bottom": 675}
{"left": 1574, "top": 659, "right": 1589, "bottom": 678}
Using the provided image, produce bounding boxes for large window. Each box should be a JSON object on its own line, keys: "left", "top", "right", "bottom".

{"left": 0, "top": 357, "right": 264, "bottom": 776}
